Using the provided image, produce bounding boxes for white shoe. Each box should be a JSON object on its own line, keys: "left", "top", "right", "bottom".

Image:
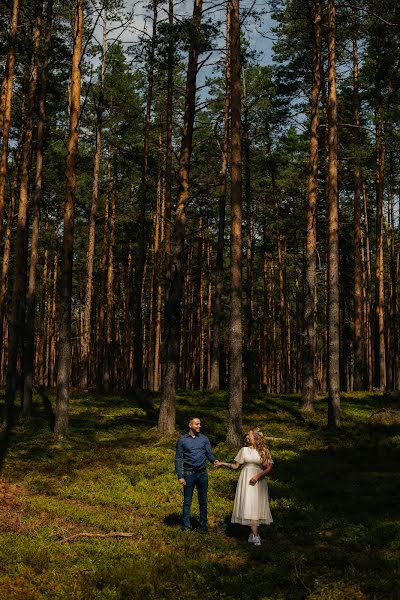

{"left": 253, "top": 535, "right": 261, "bottom": 546}
{"left": 248, "top": 533, "right": 254, "bottom": 543}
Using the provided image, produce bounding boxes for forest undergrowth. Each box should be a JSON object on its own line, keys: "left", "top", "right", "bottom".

{"left": 0, "top": 390, "right": 399, "bottom": 600}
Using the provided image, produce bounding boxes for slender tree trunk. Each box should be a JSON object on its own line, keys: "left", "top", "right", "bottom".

{"left": 103, "top": 179, "right": 116, "bottom": 392}
{"left": 388, "top": 169, "right": 397, "bottom": 389}
{"left": 149, "top": 132, "right": 163, "bottom": 390}
{"left": 49, "top": 253, "right": 58, "bottom": 387}
{"left": 23, "top": 0, "right": 53, "bottom": 414}
{"left": 227, "top": 0, "right": 243, "bottom": 447}
{"left": 152, "top": 133, "right": 164, "bottom": 391}
{"left": 327, "top": 0, "right": 340, "bottom": 427}
{"left": 4, "top": 2, "right": 43, "bottom": 428}
{"left": 394, "top": 195, "right": 400, "bottom": 390}
{"left": 158, "top": 0, "right": 203, "bottom": 433}
{"left": 206, "top": 243, "right": 212, "bottom": 388}
{"left": 374, "top": 114, "right": 386, "bottom": 391}
{"left": 362, "top": 184, "right": 373, "bottom": 389}
{"left": 210, "top": 1, "right": 231, "bottom": 390}
{"left": 275, "top": 192, "right": 287, "bottom": 394}
{"left": 302, "top": 0, "right": 321, "bottom": 410}
{"left": 133, "top": 0, "right": 158, "bottom": 389}
{"left": 97, "top": 144, "right": 112, "bottom": 386}
{"left": 352, "top": 18, "right": 363, "bottom": 390}
{"left": 0, "top": 0, "right": 20, "bottom": 239}
{"left": 54, "top": 0, "right": 84, "bottom": 438}
{"left": 81, "top": 9, "right": 107, "bottom": 389}
{"left": 0, "top": 128, "right": 23, "bottom": 377}
{"left": 164, "top": 0, "right": 174, "bottom": 259}
{"left": 194, "top": 217, "right": 204, "bottom": 389}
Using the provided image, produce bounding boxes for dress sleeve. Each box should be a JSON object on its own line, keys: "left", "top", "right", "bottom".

{"left": 234, "top": 447, "right": 246, "bottom": 464}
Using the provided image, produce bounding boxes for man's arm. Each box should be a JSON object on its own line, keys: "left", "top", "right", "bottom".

{"left": 204, "top": 436, "right": 217, "bottom": 464}
{"left": 175, "top": 437, "right": 184, "bottom": 480}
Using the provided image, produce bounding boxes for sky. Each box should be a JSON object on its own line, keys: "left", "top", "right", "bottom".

{"left": 91, "top": 0, "right": 276, "bottom": 85}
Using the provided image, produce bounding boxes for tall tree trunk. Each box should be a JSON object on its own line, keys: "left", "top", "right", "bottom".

{"left": 151, "top": 133, "right": 164, "bottom": 391}
{"left": 132, "top": 0, "right": 158, "bottom": 390}
{"left": 4, "top": 1, "right": 43, "bottom": 428}
{"left": 49, "top": 253, "right": 58, "bottom": 387}
{"left": 210, "top": 1, "right": 231, "bottom": 390}
{"left": 362, "top": 184, "right": 373, "bottom": 389}
{"left": 275, "top": 192, "right": 287, "bottom": 394}
{"left": 81, "top": 8, "right": 107, "bottom": 389}
{"left": 158, "top": 0, "right": 203, "bottom": 433}
{"left": 352, "top": 16, "right": 363, "bottom": 390}
{"left": 54, "top": 0, "right": 84, "bottom": 438}
{"left": 388, "top": 166, "right": 397, "bottom": 389}
{"left": 164, "top": 0, "right": 174, "bottom": 259}
{"left": 374, "top": 114, "right": 386, "bottom": 391}
{"left": 103, "top": 179, "right": 116, "bottom": 392}
{"left": 0, "top": 126, "right": 23, "bottom": 377}
{"left": 302, "top": 0, "right": 321, "bottom": 410}
{"left": 326, "top": 0, "right": 340, "bottom": 428}
{"left": 97, "top": 144, "right": 112, "bottom": 386}
{"left": 194, "top": 217, "right": 204, "bottom": 389}
{"left": 23, "top": 0, "right": 53, "bottom": 414}
{"left": 227, "top": 0, "right": 243, "bottom": 447}
{"left": 0, "top": 0, "right": 20, "bottom": 239}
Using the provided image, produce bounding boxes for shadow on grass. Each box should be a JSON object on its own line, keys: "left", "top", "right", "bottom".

{"left": 2, "top": 390, "right": 400, "bottom": 599}
{"left": 37, "top": 386, "right": 55, "bottom": 431}
{"left": 0, "top": 429, "right": 9, "bottom": 473}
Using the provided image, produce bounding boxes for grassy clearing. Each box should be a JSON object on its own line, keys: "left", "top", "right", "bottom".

{"left": 0, "top": 389, "right": 399, "bottom": 599}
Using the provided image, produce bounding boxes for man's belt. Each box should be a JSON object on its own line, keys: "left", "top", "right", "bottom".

{"left": 183, "top": 467, "right": 207, "bottom": 474}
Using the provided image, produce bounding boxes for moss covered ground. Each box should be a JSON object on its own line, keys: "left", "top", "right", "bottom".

{"left": 0, "top": 389, "right": 399, "bottom": 599}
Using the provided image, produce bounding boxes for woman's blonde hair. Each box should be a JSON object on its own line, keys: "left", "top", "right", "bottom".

{"left": 248, "top": 427, "right": 272, "bottom": 465}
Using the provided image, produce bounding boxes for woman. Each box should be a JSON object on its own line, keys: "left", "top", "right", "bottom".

{"left": 216, "top": 428, "right": 273, "bottom": 545}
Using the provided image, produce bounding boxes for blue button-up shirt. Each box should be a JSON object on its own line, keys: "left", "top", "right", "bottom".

{"left": 175, "top": 433, "right": 216, "bottom": 479}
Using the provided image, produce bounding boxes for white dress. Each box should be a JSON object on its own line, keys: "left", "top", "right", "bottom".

{"left": 231, "top": 446, "right": 273, "bottom": 526}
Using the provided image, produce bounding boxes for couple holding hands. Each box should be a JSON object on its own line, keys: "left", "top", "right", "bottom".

{"left": 174, "top": 417, "right": 273, "bottom": 546}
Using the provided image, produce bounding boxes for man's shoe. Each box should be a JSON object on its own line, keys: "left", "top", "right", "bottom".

{"left": 253, "top": 535, "right": 261, "bottom": 546}
{"left": 248, "top": 533, "right": 255, "bottom": 543}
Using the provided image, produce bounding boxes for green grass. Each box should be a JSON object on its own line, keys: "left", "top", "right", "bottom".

{"left": 1, "top": 389, "right": 400, "bottom": 599}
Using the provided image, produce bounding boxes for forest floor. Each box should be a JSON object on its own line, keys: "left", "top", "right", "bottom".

{"left": 0, "top": 389, "right": 399, "bottom": 600}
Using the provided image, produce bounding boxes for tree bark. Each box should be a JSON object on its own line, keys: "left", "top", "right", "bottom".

{"left": 302, "top": 0, "right": 321, "bottom": 410}
{"left": 132, "top": 0, "right": 158, "bottom": 390}
{"left": 326, "top": 0, "right": 340, "bottom": 428}
{"left": 81, "top": 8, "right": 107, "bottom": 389}
{"left": 158, "top": 0, "right": 203, "bottom": 433}
{"left": 0, "top": 0, "right": 20, "bottom": 239}
{"left": 103, "top": 178, "right": 116, "bottom": 392}
{"left": 374, "top": 114, "right": 386, "bottom": 391}
{"left": 97, "top": 144, "right": 112, "bottom": 387}
{"left": 351, "top": 15, "right": 363, "bottom": 390}
{"left": 4, "top": 1, "right": 43, "bottom": 428}
{"left": 0, "top": 127, "right": 23, "bottom": 378}
{"left": 164, "top": 0, "right": 174, "bottom": 260}
{"left": 23, "top": 0, "right": 53, "bottom": 414}
{"left": 226, "top": 0, "right": 243, "bottom": 447}
{"left": 210, "top": 1, "right": 231, "bottom": 390}
{"left": 54, "top": 0, "right": 84, "bottom": 438}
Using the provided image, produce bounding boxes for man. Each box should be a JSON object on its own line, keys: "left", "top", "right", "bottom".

{"left": 175, "top": 417, "right": 218, "bottom": 532}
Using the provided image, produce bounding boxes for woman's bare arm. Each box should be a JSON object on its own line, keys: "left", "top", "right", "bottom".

{"left": 249, "top": 463, "right": 273, "bottom": 485}
{"left": 214, "top": 461, "right": 241, "bottom": 470}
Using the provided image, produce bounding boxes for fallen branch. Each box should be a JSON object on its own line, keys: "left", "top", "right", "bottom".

{"left": 60, "top": 531, "right": 135, "bottom": 543}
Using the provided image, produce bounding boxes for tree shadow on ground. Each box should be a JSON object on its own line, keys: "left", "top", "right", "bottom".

{"left": 37, "top": 387, "right": 55, "bottom": 431}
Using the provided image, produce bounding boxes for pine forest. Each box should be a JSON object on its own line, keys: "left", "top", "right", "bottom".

{"left": 1, "top": 1, "right": 400, "bottom": 598}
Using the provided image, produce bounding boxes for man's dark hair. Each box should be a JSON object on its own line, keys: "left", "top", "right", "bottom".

{"left": 189, "top": 416, "right": 200, "bottom": 423}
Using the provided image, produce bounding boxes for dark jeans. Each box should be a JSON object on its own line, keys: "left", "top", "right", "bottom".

{"left": 182, "top": 470, "right": 208, "bottom": 530}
